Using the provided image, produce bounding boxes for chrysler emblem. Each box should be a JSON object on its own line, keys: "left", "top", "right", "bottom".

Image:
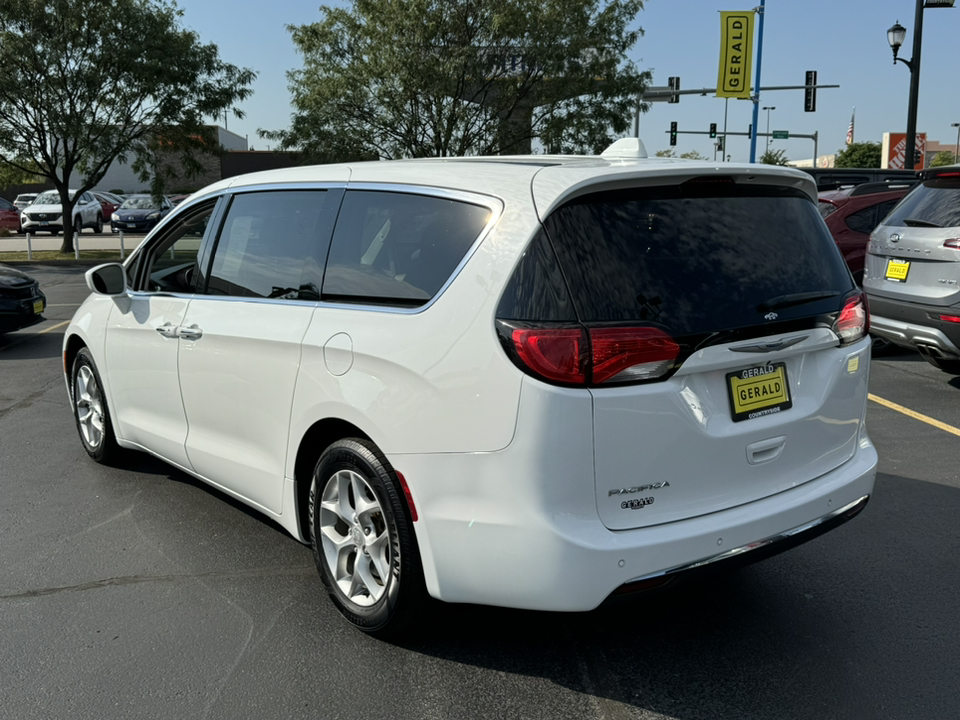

{"left": 889, "top": 233, "right": 902, "bottom": 243}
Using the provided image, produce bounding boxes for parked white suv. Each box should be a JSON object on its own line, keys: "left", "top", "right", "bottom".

{"left": 21, "top": 189, "right": 103, "bottom": 235}
{"left": 63, "top": 140, "right": 877, "bottom": 635}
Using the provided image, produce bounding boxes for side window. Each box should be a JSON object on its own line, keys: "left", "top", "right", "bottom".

{"left": 875, "top": 199, "right": 900, "bottom": 225}
{"left": 136, "top": 201, "right": 217, "bottom": 293}
{"left": 845, "top": 205, "right": 879, "bottom": 235}
{"left": 323, "top": 190, "right": 491, "bottom": 306}
{"left": 206, "top": 190, "right": 330, "bottom": 301}
{"left": 0, "top": 197, "right": 14, "bottom": 210}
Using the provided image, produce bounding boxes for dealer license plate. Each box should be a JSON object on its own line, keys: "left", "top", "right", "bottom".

{"left": 885, "top": 258, "right": 910, "bottom": 282}
{"left": 33, "top": 300, "right": 44, "bottom": 314}
{"left": 727, "top": 362, "right": 792, "bottom": 422}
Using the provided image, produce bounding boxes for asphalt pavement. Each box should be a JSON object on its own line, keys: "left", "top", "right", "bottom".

{"left": 1, "top": 265, "right": 958, "bottom": 720}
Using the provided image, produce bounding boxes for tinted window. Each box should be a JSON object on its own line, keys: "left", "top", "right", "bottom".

{"left": 542, "top": 184, "right": 852, "bottom": 335}
{"left": 0, "top": 198, "right": 14, "bottom": 210}
{"left": 323, "top": 191, "right": 491, "bottom": 306}
{"left": 818, "top": 201, "right": 838, "bottom": 219}
{"left": 845, "top": 205, "right": 878, "bottom": 234}
{"left": 207, "top": 191, "right": 330, "bottom": 301}
{"left": 884, "top": 178, "right": 960, "bottom": 228}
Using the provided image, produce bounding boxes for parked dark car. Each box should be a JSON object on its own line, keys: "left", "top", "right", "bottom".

{"left": 111, "top": 194, "right": 174, "bottom": 233}
{"left": 818, "top": 181, "right": 915, "bottom": 284}
{"left": 800, "top": 167, "right": 917, "bottom": 191}
{"left": 0, "top": 265, "right": 46, "bottom": 333}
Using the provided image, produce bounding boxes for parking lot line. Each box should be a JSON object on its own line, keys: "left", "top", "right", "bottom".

{"left": 37, "top": 320, "right": 70, "bottom": 334}
{"left": 869, "top": 393, "right": 960, "bottom": 438}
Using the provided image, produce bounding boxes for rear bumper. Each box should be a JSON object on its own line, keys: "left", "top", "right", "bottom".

{"left": 397, "top": 434, "right": 877, "bottom": 612}
{"left": 868, "top": 294, "right": 960, "bottom": 358}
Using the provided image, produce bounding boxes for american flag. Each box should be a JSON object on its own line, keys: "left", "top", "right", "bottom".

{"left": 845, "top": 108, "right": 855, "bottom": 146}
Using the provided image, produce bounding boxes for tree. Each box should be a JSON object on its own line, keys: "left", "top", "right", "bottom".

{"left": 0, "top": 0, "right": 255, "bottom": 252}
{"left": 834, "top": 141, "right": 881, "bottom": 169}
{"left": 930, "top": 150, "right": 957, "bottom": 167}
{"left": 655, "top": 149, "right": 709, "bottom": 160}
{"left": 263, "top": 0, "right": 650, "bottom": 160}
{"left": 759, "top": 148, "right": 789, "bottom": 166}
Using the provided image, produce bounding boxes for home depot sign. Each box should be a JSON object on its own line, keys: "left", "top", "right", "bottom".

{"left": 716, "top": 11, "right": 754, "bottom": 99}
{"left": 883, "top": 132, "right": 926, "bottom": 171}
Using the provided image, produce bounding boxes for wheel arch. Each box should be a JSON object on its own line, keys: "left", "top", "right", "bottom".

{"left": 63, "top": 333, "right": 88, "bottom": 391}
{"left": 293, "top": 418, "right": 372, "bottom": 540}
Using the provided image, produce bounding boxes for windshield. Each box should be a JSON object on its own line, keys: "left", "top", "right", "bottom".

{"left": 34, "top": 190, "right": 76, "bottom": 204}
{"left": 883, "top": 178, "right": 960, "bottom": 229}
{"left": 120, "top": 196, "right": 160, "bottom": 210}
{"left": 541, "top": 184, "right": 853, "bottom": 335}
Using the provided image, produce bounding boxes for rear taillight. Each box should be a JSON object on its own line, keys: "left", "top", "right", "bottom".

{"left": 938, "top": 315, "right": 960, "bottom": 323}
{"left": 511, "top": 327, "right": 587, "bottom": 384}
{"left": 943, "top": 239, "right": 960, "bottom": 249}
{"left": 590, "top": 327, "right": 680, "bottom": 383}
{"left": 835, "top": 292, "right": 868, "bottom": 345}
{"left": 506, "top": 324, "right": 679, "bottom": 386}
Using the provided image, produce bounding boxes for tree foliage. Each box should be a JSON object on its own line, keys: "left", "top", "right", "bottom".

{"left": 930, "top": 150, "right": 957, "bottom": 167}
{"left": 759, "top": 148, "right": 789, "bottom": 166}
{"left": 0, "top": 0, "right": 255, "bottom": 251}
{"left": 654, "top": 149, "right": 709, "bottom": 160}
{"left": 834, "top": 141, "right": 881, "bottom": 169}
{"left": 264, "top": 0, "right": 650, "bottom": 160}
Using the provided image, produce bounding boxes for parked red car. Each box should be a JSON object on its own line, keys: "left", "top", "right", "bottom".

{"left": 818, "top": 181, "right": 915, "bottom": 285}
{"left": 0, "top": 197, "right": 21, "bottom": 232}
{"left": 92, "top": 191, "right": 124, "bottom": 225}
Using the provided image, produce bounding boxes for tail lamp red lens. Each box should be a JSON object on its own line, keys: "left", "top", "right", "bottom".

{"left": 835, "top": 293, "right": 868, "bottom": 344}
{"left": 938, "top": 315, "right": 960, "bottom": 324}
{"left": 510, "top": 326, "right": 679, "bottom": 386}
{"left": 943, "top": 239, "right": 960, "bottom": 250}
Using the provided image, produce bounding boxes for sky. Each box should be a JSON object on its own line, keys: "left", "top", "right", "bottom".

{"left": 177, "top": 0, "right": 960, "bottom": 164}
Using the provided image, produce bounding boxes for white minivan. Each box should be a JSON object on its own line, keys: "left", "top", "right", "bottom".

{"left": 64, "top": 140, "right": 877, "bottom": 635}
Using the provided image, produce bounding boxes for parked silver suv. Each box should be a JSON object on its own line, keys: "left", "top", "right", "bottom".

{"left": 864, "top": 166, "right": 960, "bottom": 374}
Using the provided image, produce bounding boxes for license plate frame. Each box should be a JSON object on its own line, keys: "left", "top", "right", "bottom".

{"left": 885, "top": 258, "right": 910, "bottom": 282}
{"left": 726, "top": 362, "right": 792, "bottom": 423}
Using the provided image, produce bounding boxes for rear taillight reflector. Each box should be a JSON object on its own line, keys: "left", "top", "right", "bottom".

{"left": 590, "top": 327, "right": 680, "bottom": 383}
{"left": 939, "top": 315, "right": 960, "bottom": 324}
{"left": 835, "top": 293, "right": 868, "bottom": 344}
{"left": 511, "top": 327, "right": 586, "bottom": 384}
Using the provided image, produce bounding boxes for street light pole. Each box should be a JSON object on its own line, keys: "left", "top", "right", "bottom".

{"left": 762, "top": 106, "right": 775, "bottom": 152}
{"left": 888, "top": 1, "right": 955, "bottom": 169}
{"left": 953, "top": 122, "right": 960, "bottom": 164}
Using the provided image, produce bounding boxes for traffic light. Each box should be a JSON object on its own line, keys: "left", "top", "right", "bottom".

{"left": 804, "top": 70, "right": 817, "bottom": 112}
{"left": 668, "top": 76, "right": 680, "bottom": 103}
{"left": 709, "top": 123, "right": 717, "bottom": 138}
{"left": 670, "top": 121, "right": 678, "bottom": 146}
{"left": 716, "top": 136, "right": 724, "bottom": 152}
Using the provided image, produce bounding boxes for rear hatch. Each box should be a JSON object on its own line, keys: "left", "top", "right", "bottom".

{"left": 497, "top": 172, "right": 868, "bottom": 530}
{"left": 864, "top": 170, "right": 960, "bottom": 306}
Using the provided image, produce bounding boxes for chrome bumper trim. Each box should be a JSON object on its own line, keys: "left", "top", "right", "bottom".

{"left": 624, "top": 494, "right": 870, "bottom": 585}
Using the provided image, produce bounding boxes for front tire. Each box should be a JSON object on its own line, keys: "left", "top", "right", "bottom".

{"left": 72, "top": 347, "right": 120, "bottom": 463}
{"left": 309, "top": 438, "right": 426, "bottom": 636}
{"left": 94, "top": 213, "right": 103, "bottom": 234}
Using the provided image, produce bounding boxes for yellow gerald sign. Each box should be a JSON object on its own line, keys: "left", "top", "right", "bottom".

{"left": 717, "top": 11, "right": 754, "bottom": 99}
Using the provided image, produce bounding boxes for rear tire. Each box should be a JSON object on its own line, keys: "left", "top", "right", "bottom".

{"left": 309, "top": 438, "right": 426, "bottom": 637}
{"left": 922, "top": 354, "right": 960, "bottom": 375}
{"left": 71, "top": 347, "right": 121, "bottom": 463}
{"left": 74, "top": 215, "right": 83, "bottom": 237}
{"left": 94, "top": 214, "right": 103, "bottom": 234}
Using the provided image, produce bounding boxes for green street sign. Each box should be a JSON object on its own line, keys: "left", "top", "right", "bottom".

{"left": 772, "top": 130, "right": 789, "bottom": 139}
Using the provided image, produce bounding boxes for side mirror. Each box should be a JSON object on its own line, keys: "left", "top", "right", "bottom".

{"left": 85, "top": 263, "right": 128, "bottom": 296}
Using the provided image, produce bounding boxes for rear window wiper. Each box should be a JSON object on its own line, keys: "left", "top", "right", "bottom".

{"left": 901, "top": 217, "right": 942, "bottom": 228}
{"left": 758, "top": 291, "right": 839, "bottom": 313}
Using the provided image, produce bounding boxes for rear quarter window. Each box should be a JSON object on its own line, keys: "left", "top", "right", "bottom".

{"left": 322, "top": 190, "right": 491, "bottom": 307}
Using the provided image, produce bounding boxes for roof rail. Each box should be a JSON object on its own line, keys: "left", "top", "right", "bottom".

{"left": 847, "top": 180, "right": 917, "bottom": 197}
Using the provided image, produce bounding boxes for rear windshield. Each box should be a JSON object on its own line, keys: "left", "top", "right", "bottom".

{"left": 541, "top": 183, "right": 852, "bottom": 335}
{"left": 883, "top": 177, "right": 960, "bottom": 229}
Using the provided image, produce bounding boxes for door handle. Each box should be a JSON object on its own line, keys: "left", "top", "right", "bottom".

{"left": 155, "top": 323, "right": 179, "bottom": 338}
{"left": 177, "top": 325, "right": 203, "bottom": 340}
